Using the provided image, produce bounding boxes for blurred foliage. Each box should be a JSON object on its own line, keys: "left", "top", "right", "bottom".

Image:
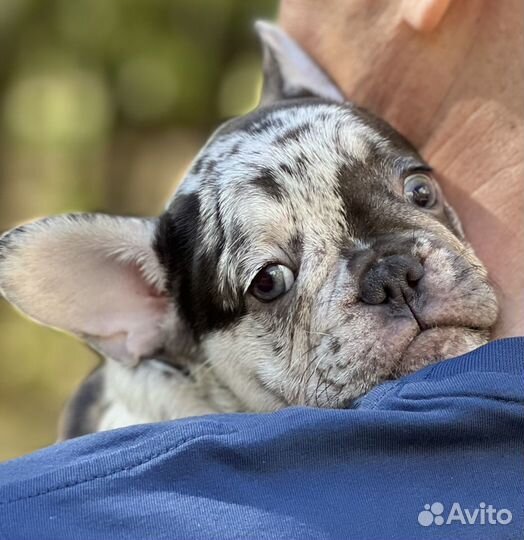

{"left": 0, "top": 0, "right": 278, "bottom": 460}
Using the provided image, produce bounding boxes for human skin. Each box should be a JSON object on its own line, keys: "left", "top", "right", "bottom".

{"left": 279, "top": 0, "right": 524, "bottom": 338}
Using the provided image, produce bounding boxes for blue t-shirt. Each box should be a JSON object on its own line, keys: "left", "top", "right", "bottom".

{"left": 0, "top": 338, "right": 523, "bottom": 540}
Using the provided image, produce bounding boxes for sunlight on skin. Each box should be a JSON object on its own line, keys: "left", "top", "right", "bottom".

{"left": 279, "top": 0, "right": 524, "bottom": 338}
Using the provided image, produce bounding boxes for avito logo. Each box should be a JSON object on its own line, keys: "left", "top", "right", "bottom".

{"left": 418, "top": 502, "right": 512, "bottom": 527}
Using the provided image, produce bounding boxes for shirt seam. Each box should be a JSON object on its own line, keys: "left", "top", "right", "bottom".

{"left": 0, "top": 428, "right": 236, "bottom": 506}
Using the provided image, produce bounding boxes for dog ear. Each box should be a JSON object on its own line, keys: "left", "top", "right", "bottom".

{"left": 0, "top": 214, "right": 178, "bottom": 366}
{"left": 255, "top": 21, "right": 344, "bottom": 106}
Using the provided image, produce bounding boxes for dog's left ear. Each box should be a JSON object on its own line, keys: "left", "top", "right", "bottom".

{"left": 255, "top": 21, "right": 344, "bottom": 106}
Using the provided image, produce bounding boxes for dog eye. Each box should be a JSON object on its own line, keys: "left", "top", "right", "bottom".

{"left": 250, "top": 264, "right": 295, "bottom": 302}
{"left": 404, "top": 173, "right": 437, "bottom": 209}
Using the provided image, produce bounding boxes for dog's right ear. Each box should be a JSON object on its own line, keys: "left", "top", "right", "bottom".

{"left": 0, "top": 214, "right": 181, "bottom": 366}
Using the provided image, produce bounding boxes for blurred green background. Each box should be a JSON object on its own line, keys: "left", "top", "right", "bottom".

{"left": 0, "top": 0, "right": 278, "bottom": 460}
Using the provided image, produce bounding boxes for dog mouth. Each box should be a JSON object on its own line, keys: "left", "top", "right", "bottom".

{"left": 306, "top": 321, "right": 490, "bottom": 409}
{"left": 402, "top": 288, "right": 427, "bottom": 331}
{"left": 391, "top": 287, "right": 490, "bottom": 365}
{"left": 383, "top": 323, "right": 490, "bottom": 381}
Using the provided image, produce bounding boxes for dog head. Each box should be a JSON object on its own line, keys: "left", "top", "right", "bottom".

{"left": 0, "top": 23, "right": 497, "bottom": 413}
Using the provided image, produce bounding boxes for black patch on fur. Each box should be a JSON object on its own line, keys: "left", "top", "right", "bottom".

{"left": 229, "top": 142, "right": 242, "bottom": 156}
{"left": 335, "top": 147, "right": 458, "bottom": 242}
{"left": 279, "top": 163, "right": 293, "bottom": 175}
{"left": 328, "top": 337, "right": 341, "bottom": 354}
{"left": 336, "top": 161, "right": 390, "bottom": 238}
{"left": 191, "top": 156, "right": 205, "bottom": 175}
{"left": 247, "top": 116, "right": 284, "bottom": 135}
{"left": 272, "top": 341, "right": 285, "bottom": 356}
{"left": 251, "top": 168, "right": 286, "bottom": 202}
{"left": 288, "top": 232, "right": 303, "bottom": 253}
{"left": 295, "top": 152, "right": 310, "bottom": 173}
{"left": 274, "top": 122, "right": 312, "bottom": 145}
{"left": 335, "top": 158, "right": 427, "bottom": 241}
{"left": 204, "top": 159, "right": 217, "bottom": 178}
{"left": 148, "top": 347, "right": 194, "bottom": 379}
{"left": 60, "top": 366, "right": 106, "bottom": 439}
{"left": 230, "top": 218, "right": 250, "bottom": 255}
{"left": 155, "top": 193, "right": 245, "bottom": 338}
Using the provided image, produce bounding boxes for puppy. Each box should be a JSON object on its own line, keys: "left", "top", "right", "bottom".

{"left": 0, "top": 23, "right": 498, "bottom": 439}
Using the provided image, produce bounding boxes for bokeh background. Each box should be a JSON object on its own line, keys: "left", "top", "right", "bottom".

{"left": 0, "top": 0, "right": 278, "bottom": 460}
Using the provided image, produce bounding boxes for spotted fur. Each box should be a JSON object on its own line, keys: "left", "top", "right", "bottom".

{"left": 0, "top": 23, "right": 497, "bottom": 437}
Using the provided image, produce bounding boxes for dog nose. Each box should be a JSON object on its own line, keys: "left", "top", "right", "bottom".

{"left": 359, "top": 254, "right": 424, "bottom": 305}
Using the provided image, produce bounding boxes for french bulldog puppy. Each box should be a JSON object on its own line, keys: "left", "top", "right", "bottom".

{"left": 0, "top": 23, "right": 498, "bottom": 439}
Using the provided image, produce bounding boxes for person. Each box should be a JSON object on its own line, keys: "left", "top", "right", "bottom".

{"left": 0, "top": 1, "right": 522, "bottom": 538}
